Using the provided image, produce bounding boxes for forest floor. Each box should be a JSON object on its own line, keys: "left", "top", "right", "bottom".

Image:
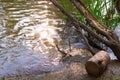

{"left": 0, "top": 48, "right": 120, "bottom": 80}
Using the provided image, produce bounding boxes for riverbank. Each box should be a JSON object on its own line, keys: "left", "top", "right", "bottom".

{"left": 0, "top": 48, "right": 120, "bottom": 80}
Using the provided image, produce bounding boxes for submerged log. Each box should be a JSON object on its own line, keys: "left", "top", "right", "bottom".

{"left": 85, "top": 50, "right": 110, "bottom": 77}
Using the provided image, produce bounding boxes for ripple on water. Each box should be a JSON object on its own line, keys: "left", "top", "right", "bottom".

{"left": 0, "top": 0, "right": 65, "bottom": 77}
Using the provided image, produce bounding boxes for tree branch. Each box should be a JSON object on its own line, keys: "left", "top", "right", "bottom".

{"left": 70, "top": 0, "right": 114, "bottom": 41}
{"left": 50, "top": 0, "right": 113, "bottom": 47}
{"left": 75, "top": 25, "right": 96, "bottom": 55}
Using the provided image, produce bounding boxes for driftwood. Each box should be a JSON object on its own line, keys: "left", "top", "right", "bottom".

{"left": 50, "top": 0, "right": 120, "bottom": 60}
{"left": 85, "top": 50, "right": 110, "bottom": 77}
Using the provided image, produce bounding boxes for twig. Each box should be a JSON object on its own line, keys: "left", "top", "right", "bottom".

{"left": 50, "top": 0, "right": 115, "bottom": 54}
{"left": 76, "top": 25, "right": 96, "bottom": 55}
{"left": 70, "top": 0, "right": 113, "bottom": 41}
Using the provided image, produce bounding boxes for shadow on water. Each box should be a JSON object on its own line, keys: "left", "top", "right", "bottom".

{"left": 0, "top": 0, "right": 67, "bottom": 77}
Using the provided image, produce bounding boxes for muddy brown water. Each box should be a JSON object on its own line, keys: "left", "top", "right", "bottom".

{"left": 0, "top": 0, "right": 88, "bottom": 78}
{"left": 0, "top": 0, "right": 119, "bottom": 79}
{"left": 0, "top": 0, "right": 68, "bottom": 77}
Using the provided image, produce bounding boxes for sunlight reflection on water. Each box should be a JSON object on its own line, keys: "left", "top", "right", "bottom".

{"left": 0, "top": 0, "right": 65, "bottom": 77}
{"left": 14, "top": 14, "right": 62, "bottom": 52}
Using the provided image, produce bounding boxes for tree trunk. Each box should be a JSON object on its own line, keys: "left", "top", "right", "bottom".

{"left": 50, "top": 0, "right": 120, "bottom": 60}
{"left": 115, "top": 0, "right": 120, "bottom": 13}
{"left": 85, "top": 51, "right": 110, "bottom": 77}
{"left": 109, "top": 45, "right": 120, "bottom": 60}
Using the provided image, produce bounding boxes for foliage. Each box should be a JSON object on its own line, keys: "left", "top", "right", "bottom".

{"left": 59, "top": 0, "right": 120, "bottom": 29}
{"left": 58, "top": 0, "right": 85, "bottom": 22}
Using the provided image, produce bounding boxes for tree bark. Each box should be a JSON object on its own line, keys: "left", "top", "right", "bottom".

{"left": 109, "top": 45, "right": 120, "bottom": 60}
{"left": 85, "top": 50, "right": 110, "bottom": 77}
{"left": 50, "top": 0, "right": 120, "bottom": 60}
{"left": 115, "top": 0, "right": 120, "bottom": 13}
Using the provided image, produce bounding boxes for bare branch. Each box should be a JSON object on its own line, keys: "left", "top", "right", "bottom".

{"left": 75, "top": 25, "right": 96, "bottom": 55}
{"left": 50, "top": 0, "right": 120, "bottom": 60}
{"left": 70, "top": 0, "right": 114, "bottom": 41}
{"left": 50, "top": 0, "right": 112, "bottom": 46}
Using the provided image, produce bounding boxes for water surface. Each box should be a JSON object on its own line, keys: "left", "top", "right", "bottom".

{"left": 0, "top": 0, "right": 118, "bottom": 77}
{"left": 0, "top": 0, "right": 65, "bottom": 77}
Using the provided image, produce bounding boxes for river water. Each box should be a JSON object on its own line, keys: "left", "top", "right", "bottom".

{"left": 0, "top": 0, "right": 67, "bottom": 77}
{"left": 0, "top": 0, "right": 119, "bottom": 78}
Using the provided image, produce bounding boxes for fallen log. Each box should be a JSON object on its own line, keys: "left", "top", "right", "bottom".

{"left": 85, "top": 50, "right": 110, "bottom": 77}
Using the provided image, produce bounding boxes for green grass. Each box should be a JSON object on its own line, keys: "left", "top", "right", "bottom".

{"left": 59, "top": 0, "right": 120, "bottom": 29}
{"left": 58, "top": 0, "right": 85, "bottom": 22}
